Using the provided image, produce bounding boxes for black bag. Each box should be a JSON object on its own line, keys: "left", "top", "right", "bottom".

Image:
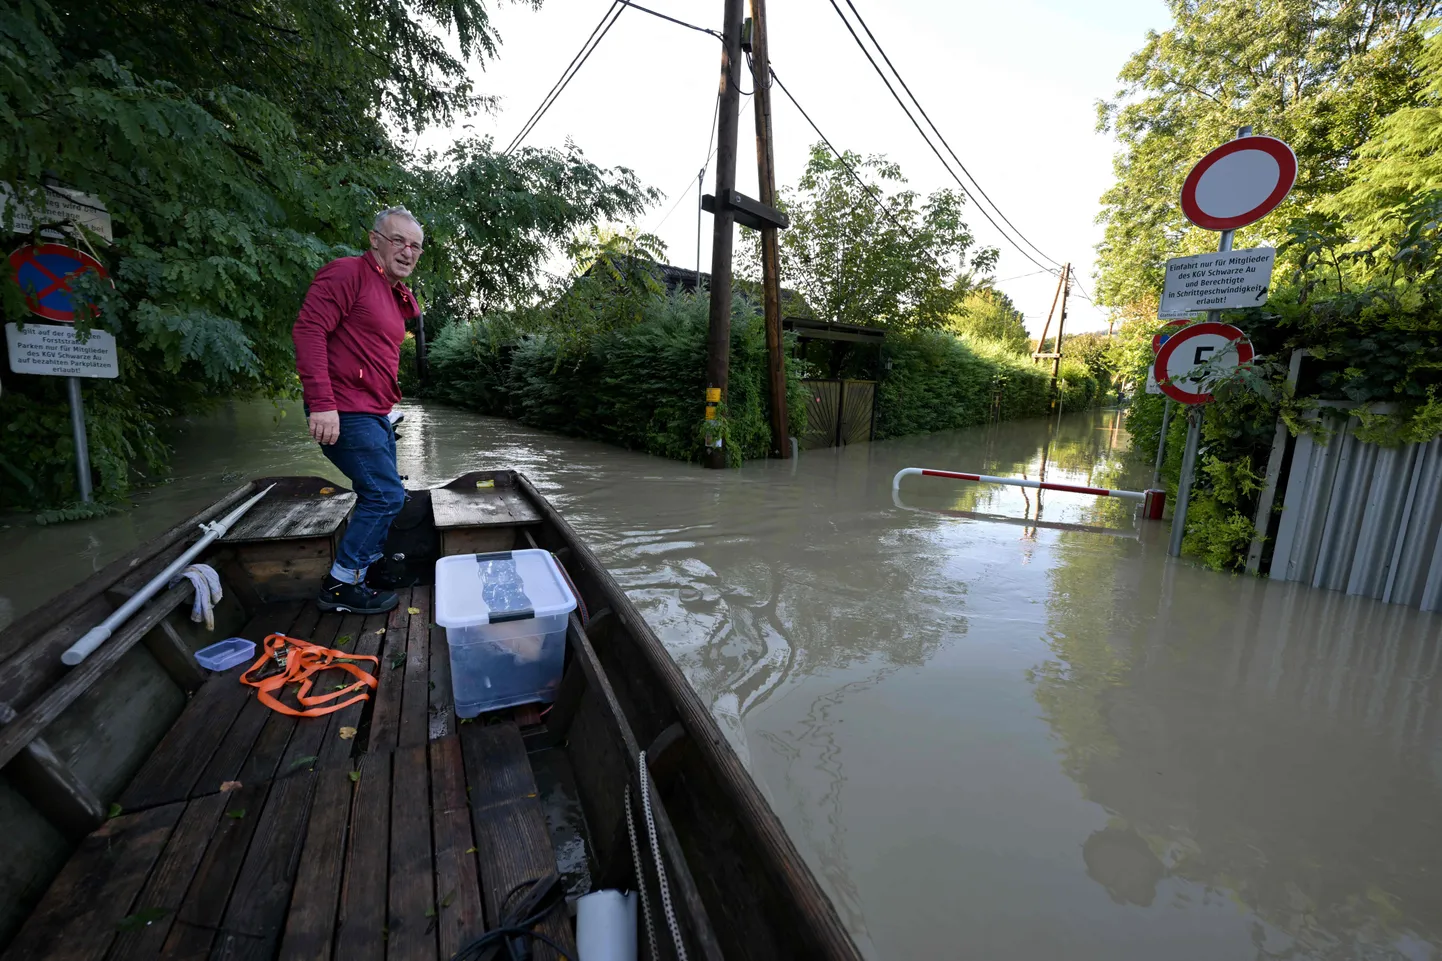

{"left": 367, "top": 488, "right": 440, "bottom": 589}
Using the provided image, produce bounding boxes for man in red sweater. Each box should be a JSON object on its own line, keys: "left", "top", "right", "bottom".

{"left": 293, "top": 207, "right": 423, "bottom": 614}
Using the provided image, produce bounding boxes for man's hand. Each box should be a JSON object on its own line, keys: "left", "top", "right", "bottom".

{"left": 309, "top": 410, "right": 341, "bottom": 445}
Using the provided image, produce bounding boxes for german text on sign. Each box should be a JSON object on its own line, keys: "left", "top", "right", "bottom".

{"left": 1159, "top": 247, "right": 1275, "bottom": 316}
{"left": 5, "top": 322, "right": 120, "bottom": 379}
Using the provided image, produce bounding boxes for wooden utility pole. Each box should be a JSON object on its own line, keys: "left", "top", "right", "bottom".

{"left": 1051, "top": 262, "right": 1071, "bottom": 392}
{"left": 703, "top": 0, "right": 746, "bottom": 469}
{"left": 749, "top": 0, "right": 790, "bottom": 458}
{"left": 1030, "top": 262, "right": 1071, "bottom": 400}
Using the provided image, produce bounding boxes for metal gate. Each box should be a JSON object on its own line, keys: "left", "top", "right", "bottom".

{"left": 1270, "top": 414, "right": 1442, "bottom": 611}
{"left": 800, "top": 379, "right": 876, "bottom": 450}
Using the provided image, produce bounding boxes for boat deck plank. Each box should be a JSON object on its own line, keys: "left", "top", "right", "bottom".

{"left": 430, "top": 486, "right": 541, "bottom": 529}
{"left": 5, "top": 734, "right": 573, "bottom": 961}
{"left": 223, "top": 487, "right": 356, "bottom": 544}
{"left": 118, "top": 603, "right": 305, "bottom": 812}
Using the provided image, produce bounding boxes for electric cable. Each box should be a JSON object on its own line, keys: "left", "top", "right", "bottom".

{"left": 503, "top": 1, "right": 624, "bottom": 155}
{"left": 837, "top": 0, "right": 1063, "bottom": 269}
{"left": 822, "top": 0, "right": 1057, "bottom": 274}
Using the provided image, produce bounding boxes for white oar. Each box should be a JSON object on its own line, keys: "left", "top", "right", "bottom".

{"left": 62, "top": 483, "right": 277, "bottom": 666}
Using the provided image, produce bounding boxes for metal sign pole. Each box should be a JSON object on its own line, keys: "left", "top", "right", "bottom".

{"left": 1168, "top": 123, "right": 1249, "bottom": 556}
{"left": 1151, "top": 398, "right": 1172, "bottom": 490}
{"left": 66, "top": 375, "right": 92, "bottom": 502}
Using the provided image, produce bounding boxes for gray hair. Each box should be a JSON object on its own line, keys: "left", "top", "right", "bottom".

{"left": 372, "top": 206, "right": 423, "bottom": 237}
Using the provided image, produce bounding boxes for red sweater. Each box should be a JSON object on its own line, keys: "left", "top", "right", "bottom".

{"left": 293, "top": 251, "right": 419, "bottom": 414}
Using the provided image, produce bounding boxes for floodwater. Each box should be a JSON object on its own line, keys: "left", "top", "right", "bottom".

{"left": 4, "top": 398, "right": 1442, "bottom": 960}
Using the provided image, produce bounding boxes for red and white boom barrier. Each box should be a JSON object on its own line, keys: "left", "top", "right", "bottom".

{"left": 892, "top": 468, "right": 1167, "bottom": 521}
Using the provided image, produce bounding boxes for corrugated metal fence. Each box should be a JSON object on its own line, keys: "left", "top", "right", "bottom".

{"left": 1270, "top": 414, "right": 1442, "bottom": 612}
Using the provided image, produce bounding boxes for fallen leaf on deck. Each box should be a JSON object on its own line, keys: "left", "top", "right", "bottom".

{"left": 339, "top": 726, "right": 357, "bottom": 740}
{"left": 375, "top": 628, "right": 386, "bottom": 635}
{"left": 424, "top": 906, "right": 437, "bottom": 919}
{"left": 441, "top": 889, "right": 456, "bottom": 908}
{"left": 319, "top": 487, "right": 336, "bottom": 495}
{"left": 226, "top": 809, "right": 247, "bottom": 819}
{"left": 465, "top": 846, "right": 478, "bottom": 854}
{"left": 477, "top": 480, "right": 495, "bottom": 489}
{"left": 407, "top": 607, "right": 420, "bottom": 615}
{"left": 107, "top": 802, "right": 123, "bottom": 818}
{"left": 290, "top": 755, "right": 318, "bottom": 770}
{"left": 390, "top": 652, "right": 406, "bottom": 670}
{"left": 116, "top": 907, "right": 170, "bottom": 932}
{"left": 331, "top": 683, "right": 350, "bottom": 691}
{"left": 349, "top": 770, "right": 361, "bottom": 783}
{"left": 335, "top": 634, "right": 352, "bottom": 647}
{"left": 219, "top": 781, "right": 242, "bottom": 793}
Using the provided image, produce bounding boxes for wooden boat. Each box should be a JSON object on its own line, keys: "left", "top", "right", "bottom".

{"left": 0, "top": 471, "right": 863, "bottom": 961}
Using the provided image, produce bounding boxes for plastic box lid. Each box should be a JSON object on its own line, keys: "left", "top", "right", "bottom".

{"left": 434, "top": 550, "right": 577, "bottom": 629}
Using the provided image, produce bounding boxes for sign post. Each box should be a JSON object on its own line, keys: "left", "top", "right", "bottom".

{"left": 5, "top": 243, "right": 114, "bottom": 503}
{"left": 1163, "top": 124, "right": 1299, "bottom": 556}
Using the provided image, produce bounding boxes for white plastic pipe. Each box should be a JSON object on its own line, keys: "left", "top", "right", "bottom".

{"left": 576, "top": 889, "right": 637, "bottom": 961}
{"left": 61, "top": 483, "right": 276, "bottom": 666}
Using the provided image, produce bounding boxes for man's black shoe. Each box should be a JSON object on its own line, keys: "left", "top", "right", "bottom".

{"left": 317, "top": 575, "right": 399, "bottom": 615}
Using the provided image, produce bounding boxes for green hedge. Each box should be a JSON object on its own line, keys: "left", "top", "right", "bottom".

{"left": 425, "top": 291, "right": 806, "bottom": 465}
{"left": 876, "top": 331, "right": 1101, "bottom": 439}
{"left": 422, "top": 294, "right": 1103, "bottom": 463}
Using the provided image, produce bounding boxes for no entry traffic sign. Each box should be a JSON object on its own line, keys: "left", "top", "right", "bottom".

{"left": 1153, "top": 321, "right": 1254, "bottom": 404}
{"left": 7, "top": 243, "right": 108, "bottom": 322}
{"left": 1180, "top": 136, "right": 1297, "bottom": 231}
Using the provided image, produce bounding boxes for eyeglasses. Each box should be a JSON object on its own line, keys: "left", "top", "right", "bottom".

{"left": 379, "top": 233, "right": 424, "bottom": 255}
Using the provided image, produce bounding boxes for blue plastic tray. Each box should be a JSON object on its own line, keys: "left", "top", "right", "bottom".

{"left": 194, "top": 637, "right": 256, "bottom": 672}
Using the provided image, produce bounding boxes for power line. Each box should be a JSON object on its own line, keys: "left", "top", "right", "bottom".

{"left": 650, "top": 93, "right": 743, "bottom": 233}
{"left": 821, "top": 0, "right": 1057, "bottom": 275}
{"left": 991, "top": 269, "right": 1052, "bottom": 284}
{"left": 503, "top": 1, "right": 624, "bottom": 155}
{"left": 616, "top": 0, "right": 721, "bottom": 39}
{"left": 770, "top": 68, "right": 953, "bottom": 278}
{"left": 838, "top": 0, "right": 1063, "bottom": 270}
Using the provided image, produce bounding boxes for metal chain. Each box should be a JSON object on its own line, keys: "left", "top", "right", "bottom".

{"left": 639, "top": 750, "right": 688, "bottom": 961}
{"left": 625, "top": 789, "right": 660, "bottom": 961}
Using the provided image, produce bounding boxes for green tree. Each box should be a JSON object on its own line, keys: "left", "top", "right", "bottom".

{"left": 0, "top": 0, "right": 653, "bottom": 509}
{"left": 1322, "top": 26, "right": 1442, "bottom": 260}
{"left": 745, "top": 144, "right": 997, "bottom": 331}
{"left": 1095, "top": 0, "right": 1440, "bottom": 308}
{"left": 947, "top": 286, "right": 1031, "bottom": 353}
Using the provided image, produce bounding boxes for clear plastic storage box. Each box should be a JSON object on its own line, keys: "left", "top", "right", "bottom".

{"left": 433, "top": 550, "right": 577, "bottom": 718}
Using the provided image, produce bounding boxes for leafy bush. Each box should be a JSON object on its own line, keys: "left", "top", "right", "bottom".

{"left": 427, "top": 290, "right": 805, "bottom": 465}
{"left": 876, "top": 330, "right": 1101, "bottom": 439}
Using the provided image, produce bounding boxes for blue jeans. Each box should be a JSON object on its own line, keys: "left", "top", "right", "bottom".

{"left": 320, "top": 412, "right": 405, "bottom": 585}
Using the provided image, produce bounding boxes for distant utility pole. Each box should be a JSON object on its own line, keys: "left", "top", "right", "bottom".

{"left": 703, "top": 0, "right": 746, "bottom": 469}
{"left": 1030, "top": 262, "right": 1072, "bottom": 404}
{"left": 748, "top": 0, "right": 791, "bottom": 458}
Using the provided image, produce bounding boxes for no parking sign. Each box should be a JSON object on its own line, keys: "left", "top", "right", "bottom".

{"left": 7, "top": 243, "right": 108, "bottom": 322}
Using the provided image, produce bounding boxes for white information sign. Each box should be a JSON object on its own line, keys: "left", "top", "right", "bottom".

{"left": 1159, "top": 246, "right": 1275, "bottom": 316}
{"left": 6, "top": 323, "right": 119, "bottom": 378}
{"left": 0, "top": 184, "right": 113, "bottom": 242}
{"left": 1145, "top": 366, "right": 1163, "bottom": 394}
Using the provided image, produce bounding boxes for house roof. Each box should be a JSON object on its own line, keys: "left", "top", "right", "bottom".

{"left": 584, "top": 256, "right": 817, "bottom": 320}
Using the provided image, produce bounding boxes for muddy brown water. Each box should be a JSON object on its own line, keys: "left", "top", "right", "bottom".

{"left": 3, "top": 398, "right": 1441, "bottom": 960}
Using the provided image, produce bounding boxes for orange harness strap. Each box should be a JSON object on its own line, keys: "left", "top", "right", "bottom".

{"left": 239, "top": 633, "right": 379, "bottom": 718}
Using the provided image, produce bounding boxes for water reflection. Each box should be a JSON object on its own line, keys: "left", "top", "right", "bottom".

{"left": 3, "top": 400, "right": 1441, "bottom": 960}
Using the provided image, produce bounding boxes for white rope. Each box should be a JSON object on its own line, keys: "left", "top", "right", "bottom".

{"left": 626, "top": 790, "right": 660, "bottom": 961}
{"left": 176, "top": 563, "right": 223, "bottom": 630}
{"left": 639, "top": 750, "right": 687, "bottom": 961}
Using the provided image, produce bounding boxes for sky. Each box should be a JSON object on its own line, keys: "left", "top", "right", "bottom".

{"left": 420, "top": 0, "right": 1176, "bottom": 336}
